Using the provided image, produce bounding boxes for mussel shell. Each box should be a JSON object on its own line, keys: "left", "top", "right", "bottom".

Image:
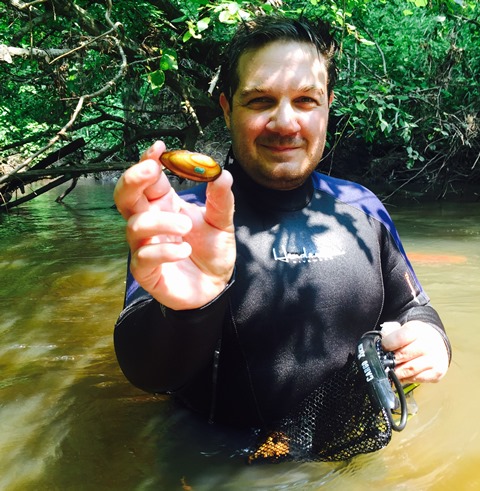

{"left": 160, "top": 150, "right": 222, "bottom": 182}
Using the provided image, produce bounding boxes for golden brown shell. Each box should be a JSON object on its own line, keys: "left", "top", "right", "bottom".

{"left": 160, "top": 150, "right": 222, "bottom": 182}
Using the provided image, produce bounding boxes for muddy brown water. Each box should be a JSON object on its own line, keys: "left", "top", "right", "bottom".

{"left": 0, "top": 179, "right": 478, "bottom": 490}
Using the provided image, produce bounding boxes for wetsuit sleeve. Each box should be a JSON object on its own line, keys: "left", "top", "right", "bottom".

{"left": 113, "top": 267, "right": 234, "bottom": 393}
{"left": 379, "top": 220, "right": 452, "bottom": 363}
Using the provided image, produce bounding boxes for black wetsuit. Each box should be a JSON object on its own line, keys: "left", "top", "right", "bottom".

{"left": 114, "top": 159, "right": 451, "bottom": 427}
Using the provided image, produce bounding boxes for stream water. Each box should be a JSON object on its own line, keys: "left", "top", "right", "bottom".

{"left": 0, "top": 178, "right": 479, "bottom": 491}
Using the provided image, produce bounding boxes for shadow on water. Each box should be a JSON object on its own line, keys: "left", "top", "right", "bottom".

{"left": 0, "top": 179, "right": 479, "bottom": 490}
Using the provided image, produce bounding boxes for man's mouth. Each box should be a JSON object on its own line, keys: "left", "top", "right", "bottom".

{"left": 259, "top": 140, "right": 304, "bottom": 153}
{"left": 264, "top": 145, "right": 299, "bottom": 152}
{"left": 256, "top": 136, "right": 306, "bottom": 159}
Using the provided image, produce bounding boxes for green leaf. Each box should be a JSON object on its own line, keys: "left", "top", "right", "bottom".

{"left": 219, "top": 10, "right": 235, "bottom": 24}
{"left": 197, "top": 17, "right": 210, "bottom": 33}
{"left": 149, "top": 69, "right": 165, "bottom": 93}
{"left": 226, "top": 2, "right": 240, "bottom": 14}
{"left": 380, "top": 119, "right": 391, "bottom": 133}
{"left": 160, "top": 49, "right": 178, "bottom": 71}
{"left": 171, "top": 16, "right": 187, "bottom": 23}
{"left": 186, "top": 20, "right": 202, "bottom": 40}
{"left": 358, "top": 38, "right": 375, "bottom": 46}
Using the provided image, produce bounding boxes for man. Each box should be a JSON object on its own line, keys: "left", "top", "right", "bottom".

{"left": 113, "top": 16, "right": 450, "bottom": 431}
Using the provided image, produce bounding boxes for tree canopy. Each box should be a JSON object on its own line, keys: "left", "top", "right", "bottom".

{"left": 0, "top": 0, "right": 479, "bottom": 207}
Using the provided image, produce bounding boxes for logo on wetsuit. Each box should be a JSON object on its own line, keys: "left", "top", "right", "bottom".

{"left": 272, "top": 244, "right": 345, "bottom": 264}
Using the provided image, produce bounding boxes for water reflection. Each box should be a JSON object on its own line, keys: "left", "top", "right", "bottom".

{"left": 0, "top": 180, "right": 479, "bottom": 490}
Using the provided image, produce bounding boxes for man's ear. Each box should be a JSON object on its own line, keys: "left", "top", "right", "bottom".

{"left": 219, "top": 93, "right": 231, "bottom": 130}
{"left": 328, "top": 90, "right": 335, "bottom": 107}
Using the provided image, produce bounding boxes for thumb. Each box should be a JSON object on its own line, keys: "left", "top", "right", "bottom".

{"left": 380, "top": 321, "right": 404, "bottom": 353}
{"left": 380, "top": 321, "right": 402, "bottom": 337}
{"left": 204, "top": 170, "right": 235, "bottom": 232}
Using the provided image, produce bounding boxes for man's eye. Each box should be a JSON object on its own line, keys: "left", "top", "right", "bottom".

{"left": 247, "top": 98, "right": 273, "bottom": 107}
{"left": 297, "top": 97, "right": 318, "bottom": 106}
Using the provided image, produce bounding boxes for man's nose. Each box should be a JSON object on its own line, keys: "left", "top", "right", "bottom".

{"left": 265, "top": 102, "right": 301, "bottom": 135}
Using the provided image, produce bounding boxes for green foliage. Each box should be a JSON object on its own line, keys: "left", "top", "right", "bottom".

{"left": 331, "top": 0, "right": 479, "bottom": 176}
{"left": 0, "top": 0, "right": 478, "bottom": 194}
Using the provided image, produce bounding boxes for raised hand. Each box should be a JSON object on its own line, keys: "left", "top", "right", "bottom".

{"left": 114, "top": 141, "right": 236, "bottom": 310}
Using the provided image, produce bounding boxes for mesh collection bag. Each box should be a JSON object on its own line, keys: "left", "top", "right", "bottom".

{"left": 247, "top": 332, "right": 408, "bottom": 464}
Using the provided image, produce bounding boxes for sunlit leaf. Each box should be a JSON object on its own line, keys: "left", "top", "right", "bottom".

{"left": 358, "top": 38, "right": 375, "bottom": 46}
{"left": 160, "top": 49, "right": 178, "bottom": 71}
{"left": 219, "top": 10, "right": 234, "bottom": 24}
{"left": 197, "top": 17, "right": 210, "bottom": 33}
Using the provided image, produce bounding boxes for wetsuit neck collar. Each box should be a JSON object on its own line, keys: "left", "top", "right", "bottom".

{"left": 226, "top": 154, "right": 314, "bottom": 212}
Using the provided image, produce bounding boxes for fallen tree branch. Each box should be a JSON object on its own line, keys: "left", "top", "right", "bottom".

{"left": 0, "top": 175, "right": 72, "bottom": 211}
{"left": 0, "top": 45, "right": 70, "bottom": 63}
{"left": 0, "top": 24, "right": 127, "bottom": 186}
{"left": 55, "top": 177, "right": 78, "bottom": 202}
{"left": 9, "top": 0, "right": 42, "bottom": 14}
{"left": 1, "top": 138, "right": 86, "bottom": 194}
{"left": 14, "top": 0, "right": 47, "bottom": 9}
{"left": 1, "top": 162, "right": 131, "bottom": 183}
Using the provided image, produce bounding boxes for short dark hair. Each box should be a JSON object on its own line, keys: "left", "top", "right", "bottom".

{"left": 220, "top": 15, "right": 338, "bottom": 104}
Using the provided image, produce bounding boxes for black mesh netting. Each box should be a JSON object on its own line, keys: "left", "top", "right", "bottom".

{"left": 247, "top": 353, "right": 392, "bottom": 464}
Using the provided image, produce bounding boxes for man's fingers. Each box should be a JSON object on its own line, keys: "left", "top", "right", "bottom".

{"left": 139, "top": 140, "right": 166, "bottom": 163}
{"left": 381, "top": 322, "right": 415, "bottom": 352}
{"left": 394, "top": 359, "right": 431, "bottom": 383}
{"left": 380, "top": 321, "right": 401, "bottom": 337}
{"left": 394, "top": 355, "right": 446, "bottom": 384}
{"left": 126, "top": 210, "right": 192, "bottom": 251}
{"left": 131, "top": 241, "right": 193, "bottom": 270}
{"left": 204, "top": 170, "right": 235, "bottom": 231}
{"left": 114, "top": 141, "right": 172, "bottom": 219}
{"left": 139, "top": 141, "right": 179, "bottom": 203}
{"left": 381, "top": 321, "right": 449, "bottom": 383}
{"left": 114, "top": 160, "right": 161, "bottom": 218}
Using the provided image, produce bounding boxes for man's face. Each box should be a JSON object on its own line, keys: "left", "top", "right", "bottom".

{"left": 220, "top": 40, "right": 334, "bottom": 190}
